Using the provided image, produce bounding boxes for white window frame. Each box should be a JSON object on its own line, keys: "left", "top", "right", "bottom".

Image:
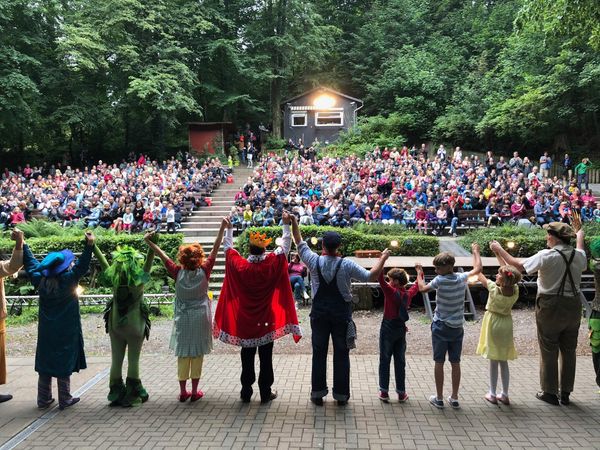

{"left": 290, "top": 112, "right": 307, "bottom": 127}
{"left": 315, "top": 111, "right": 344, "bottom": 127}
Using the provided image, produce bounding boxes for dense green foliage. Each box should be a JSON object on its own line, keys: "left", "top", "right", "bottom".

{"left": 236, "top": 226, "right": 439, "bottom": 257}
{"left": 458, "top": 223, "right": 600, "bottom": 257}
{"left": 0, "top": 226, "right": 183, "bottom": 295}
{"left": 1, "top": 0, "right": 599, "bottom": 163}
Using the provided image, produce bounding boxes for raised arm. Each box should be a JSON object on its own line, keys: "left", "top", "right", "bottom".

{"left": 144, "top": 232, "right": 169, "bottom": 266}
{"left": 209, "top": 217, "right": 229, "bottom": 260}
{"left": 93, "top": 244, "right": 110, "bottom": 271}
{"left": 467, "top": 242, "right": 482, "bottom": 277}
{"left": 368, "top": 248, "right": 390, "bottom": 282}
{"left": 290, "top": 214, "right": 302, "bottom": 247}
{"left": 490, "top": 240, "right": 524, "bottom": 273}
{"left": 571, "top": 213, "right": 585, "bottom": 251}
{"left": 70, "top": 232, "right": 95, "bottom": 280}
{"left": 143, "top": 233, "right": 157, "bottom": 273}
{"left": 275, "top": 212, "right": 292, "bottom": 256}
{"left": 0, "top": 229, "right": 23, "bottom": 277}
{"left": 415, "top": 263, "right": 431, "bottom": 292}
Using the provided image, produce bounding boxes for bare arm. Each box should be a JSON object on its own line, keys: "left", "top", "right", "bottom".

{"left": 367, "top": 248, "right": 390, "bottom": 282}
{"left": 476, "top": 272, "right": 490, "bottom": 289}
{"left": 415, "top": 263, "right": 431, "bottom": 292}
{"left": 210, "top": 218, "right": 229, "bottom": 260}
{"left": 467, "top": 242, "right": 482, "bottom": 276}
{"left": 290, "top": 214, "right": 302, "bottom": 246}
{"left": 490, "top": 241, "right": 524, "bottom": 273}
{"left": 576, "top": 229, "right": 585, "bottom": 251}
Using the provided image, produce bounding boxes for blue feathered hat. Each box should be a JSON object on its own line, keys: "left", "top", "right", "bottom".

{"left": 39, "top": 250, "right": 75, "bottom": 277}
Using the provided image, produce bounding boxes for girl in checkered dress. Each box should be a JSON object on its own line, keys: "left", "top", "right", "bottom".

{"left": 145, "top": 218, "right": 228, "bottom": 401}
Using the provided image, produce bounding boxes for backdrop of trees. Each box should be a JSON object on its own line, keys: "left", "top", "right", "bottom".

{"left": 1, "top": 0, "right": 598, "bottom": 164}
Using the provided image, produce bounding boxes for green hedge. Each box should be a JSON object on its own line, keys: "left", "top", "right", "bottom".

{"left": 1, "top": 232, "right": 184, "bottom": 296}
{"left": 236, "top": 226, "right": 439, "bottom": 257}
{"left": 458, "top": 223, "right": 600, "bottom": 258}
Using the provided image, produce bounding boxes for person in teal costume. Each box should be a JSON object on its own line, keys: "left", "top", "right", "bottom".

{"left": 93, "top": 236, "right": 156, "bottom": 407}
{"left": 23, "top": 232, "right": 95, "bottom": 410}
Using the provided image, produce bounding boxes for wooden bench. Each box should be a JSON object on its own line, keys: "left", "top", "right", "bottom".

{"left": 354, "top": 250, "right": 382, "bottom": 258}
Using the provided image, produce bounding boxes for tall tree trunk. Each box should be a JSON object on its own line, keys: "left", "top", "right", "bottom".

{"left": 271, "top": 77, "right": 282, "bottom": 139}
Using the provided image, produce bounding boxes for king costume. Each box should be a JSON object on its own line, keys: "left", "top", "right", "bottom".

{"left": 213, "top": 225, "right": 302, "bottom": 403}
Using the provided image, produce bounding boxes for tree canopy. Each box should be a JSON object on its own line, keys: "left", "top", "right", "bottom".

{"left": 1, "top": 0, "right": 598, "bottom": 164}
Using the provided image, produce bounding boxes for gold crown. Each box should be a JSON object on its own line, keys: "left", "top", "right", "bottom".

{"left": 249, "top": 231, "right": 272, "bottom": 248}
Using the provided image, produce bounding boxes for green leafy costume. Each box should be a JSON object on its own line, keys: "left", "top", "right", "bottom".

{"left": 94, "top": 244, "right": 155, "bottom": 406}
{"left": 589, "top": 238, "right": 600, "bottom": 389}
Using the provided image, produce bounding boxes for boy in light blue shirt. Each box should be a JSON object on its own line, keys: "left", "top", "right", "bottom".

{"left": 416, "top": 243, "right": 481, "bottom": 409}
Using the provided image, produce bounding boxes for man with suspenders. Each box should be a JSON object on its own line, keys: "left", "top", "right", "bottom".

{"left": 290, "top": 216, "right": 389, "bottom": 406}
{"left": 491, "top": 220, "right": 587, "bottom": 406}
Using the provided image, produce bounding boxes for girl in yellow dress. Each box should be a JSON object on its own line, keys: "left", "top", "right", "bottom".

{"left": 476, "top": 247, "right": 522, "bottom": 406}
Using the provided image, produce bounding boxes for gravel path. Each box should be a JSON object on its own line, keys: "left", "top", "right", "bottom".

{"left": 6, "top": 306, "right": 592, "bottom": 357}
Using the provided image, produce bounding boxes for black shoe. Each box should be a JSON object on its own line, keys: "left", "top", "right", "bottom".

{"left": 38, "top": 398, "right": 55, "bottom": 409}
{"left": 59, "top": 397, "right": 80, "bottom": 410}
{"left": 240, "top": 395, "right": 251, "bottom": 403}
{"left": 535, "top": 391, "right": 559, "bottom": 406}
{"left": 0, "top": 394, "right": 13, "bottom": 403}
{"left": 560, "top": 392, "right": 570, "bottom": 406}
{"left": 337, "top": 400, "right": 348, "bottom": 406}
{"left": 260, "top": 391, "right": 277, "bottom": 404}
{"left": 311, "top": 397, "right": 324, "bottom": 406}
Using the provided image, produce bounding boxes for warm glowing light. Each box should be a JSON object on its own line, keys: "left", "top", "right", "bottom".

{"left": 275, "top": 237, "right": 283, "bottom": 246}
{"left": 468, "top": 275, "right": 479, "bottom": 284}
{"left": 390, "top": 240, "right": 399, "bottom": 248}
{"left": 506, "top": 241, "right": 516, "bottom": 249}
{"left": 76, "top": 285, "right": 84, "bottom": 296}
{"left": 313, "top": 94, "right": 335, "bottom": 109}
{"left": 310, "top": 237, "right": 319, "bottom": 246}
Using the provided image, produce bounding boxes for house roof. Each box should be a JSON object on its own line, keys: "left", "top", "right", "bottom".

{"left": 282, "top": 87, "right": 363, "bottom": 106}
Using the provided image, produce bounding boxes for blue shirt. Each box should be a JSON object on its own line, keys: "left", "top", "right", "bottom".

{"left": 297, "top": 242, "right": 370, "bottom": 303}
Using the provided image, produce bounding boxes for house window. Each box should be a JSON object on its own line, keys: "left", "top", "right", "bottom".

{"left": 291, "top": 112, "right": 307, "bottom": 127}
{"left": 315, "top": 111, "right": 343, "bottom": 127}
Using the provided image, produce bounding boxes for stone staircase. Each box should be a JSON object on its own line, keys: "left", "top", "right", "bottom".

{"left": 180, "top": 166, "right": 254, "bottom": 296}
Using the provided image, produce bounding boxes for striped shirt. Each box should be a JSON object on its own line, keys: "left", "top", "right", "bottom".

{"left": 429, "top": 272, "right": 469, "bottom": 328}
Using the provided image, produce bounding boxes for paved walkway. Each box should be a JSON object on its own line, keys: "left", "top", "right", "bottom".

{"left": 1, "top": 354, "right": 599, "bottom": 449}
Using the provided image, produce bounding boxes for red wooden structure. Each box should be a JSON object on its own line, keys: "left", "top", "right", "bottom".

{"left": 188, "top": 122, "right": 234, "bottom": 156}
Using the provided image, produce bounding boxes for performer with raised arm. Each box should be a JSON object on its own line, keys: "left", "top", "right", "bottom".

{"left": 213, "top": 212, "right": 302, "bottom": 403}
{"left": 145, "top": 218, "right": 228, "bottom": 402}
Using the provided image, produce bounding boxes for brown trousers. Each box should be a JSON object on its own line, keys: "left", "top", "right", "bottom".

{"left": 0, "top": 318, "right": 6, "bottom": 385}
{"left": 535, "top": 294, "right": 581, "bottom": 395}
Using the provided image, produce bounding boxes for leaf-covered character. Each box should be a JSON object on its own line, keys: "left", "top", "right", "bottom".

{"left": 93, "top": 240, "right": 155, "bottom": 407}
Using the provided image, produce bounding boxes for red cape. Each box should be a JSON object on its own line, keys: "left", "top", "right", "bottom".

{"left": 213, "top": 249, "right": 302, "bottom": 347}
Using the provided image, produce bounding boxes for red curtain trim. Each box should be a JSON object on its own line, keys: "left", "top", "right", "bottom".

{"left": 213, "top": 324, "right": 303, "bottom": 347}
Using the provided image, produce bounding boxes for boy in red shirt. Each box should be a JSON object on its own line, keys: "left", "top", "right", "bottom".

{"left": 377, "top": 267, "right": 421, "bottom": 402}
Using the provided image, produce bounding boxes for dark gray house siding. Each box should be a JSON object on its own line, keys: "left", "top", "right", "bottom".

{"left": 282, "top": 87, "right": 363, "bottom": 145}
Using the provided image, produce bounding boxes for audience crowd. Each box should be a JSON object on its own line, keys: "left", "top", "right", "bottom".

{"left": 0, "top": 154, "right": 228, "bottom": 233}
{"left": 231, "top": 145, "right": 597, "bottom": 236}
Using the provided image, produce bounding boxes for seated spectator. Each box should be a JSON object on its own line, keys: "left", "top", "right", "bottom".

{"left": 416, "top": 204, "right": 427, "bottom": 234}
{"left": 402, "top": 205, "right": 416, "bottom": 229}
{"left": 288, "top": 253, "right": 308, "bottom": 304}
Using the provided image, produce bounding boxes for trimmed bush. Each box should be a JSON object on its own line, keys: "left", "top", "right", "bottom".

{"left": 0, "top": 232, "right": 183, "bottom": 296}
{"left": 458, "top": 223, "right": 600, "bottom": 257}
{"left": 236, "top": 225, "right": 438, "bottom": 257}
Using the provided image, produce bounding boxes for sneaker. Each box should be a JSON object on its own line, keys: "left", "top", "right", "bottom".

{"left": 378, "top": 391, "right": 390, "bottom": 402}
{"left": 452, "top": 233, "right": 458, "bottom": 238}
{"left": 398, "top": 392, "right": 409, "bottom": 403}
{"left": 303, "top": 291, "right": 310, "bottom": 300}
{"left": 447, "top": 396, "right": 460, "bottom": 409}
{"left": 179, "top": 391, "right": 192, "bottom": 402}
{"left": 559, "top": 392, "right": 570, "bottom": 406}
{"left": 428, "top": 395, "right": 444, "bottom": 409}
{"left": 260, "top": 391, "right": 278, "bottom": 404}
{"left": 38, "top": 398, "right": 55, "bottom": 409}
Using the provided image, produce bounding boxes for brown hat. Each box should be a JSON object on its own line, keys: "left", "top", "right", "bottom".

{"left": 543, "top": 222, "right": 575, "bottom": 240}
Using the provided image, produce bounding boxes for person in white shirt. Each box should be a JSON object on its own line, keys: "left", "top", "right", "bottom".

{"left": 491, "top": 219, "right": 586, "bottom": 406}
